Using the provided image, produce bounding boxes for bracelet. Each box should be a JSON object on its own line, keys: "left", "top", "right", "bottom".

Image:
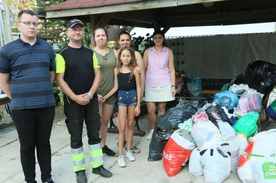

{"left": 171, "top": 85, "right": 175, "bottom": 88}
{"left": 87, "top": 92, "right": 93, "bottom": 99}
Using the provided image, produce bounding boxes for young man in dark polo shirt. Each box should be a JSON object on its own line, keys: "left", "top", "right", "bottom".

{"left": 0, "top": 9, "right": 55, "bottom": 183}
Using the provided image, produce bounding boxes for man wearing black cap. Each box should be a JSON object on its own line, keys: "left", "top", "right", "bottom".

{"left": 56, "top": 19, "right": 112, "bottom": 183}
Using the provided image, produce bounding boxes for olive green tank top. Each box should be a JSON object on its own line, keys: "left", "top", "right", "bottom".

{"left": 94, "top": 48, "right": 117, "bottom": 104}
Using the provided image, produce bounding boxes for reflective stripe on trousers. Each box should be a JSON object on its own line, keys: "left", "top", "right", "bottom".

{"left": 89, "top": 143, "right": 104, "bottom": 168}
{"left": 71, "top": 146, "right": 86, "bottom": 172}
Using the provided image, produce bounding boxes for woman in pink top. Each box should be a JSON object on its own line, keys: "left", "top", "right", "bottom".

{"left": 143, "top": 31, "right": 176, "bottom": 140}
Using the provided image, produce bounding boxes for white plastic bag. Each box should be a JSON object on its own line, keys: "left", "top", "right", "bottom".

{"left": 188, "top": 148, "right": 203, "bottom": 176}
{"left": 237, "top": 129, "right": 276, "bottom": 183}
{"left": 191, "top": 120, "right": 223, "bottom": 150}
{"left": 217, "top": 120, "right": 236, "bottom": 140}
{"left": 220, "top": 141, "right": 240, "bottom": 172}
{"left": 251, "top": 154, "right": 276, "bottom": 183}
{"left": 229, "top": 83, "right": 249, "bottom": 96}
{"left": 201, "top": 147, "right": 231, "bottom": 183}
{"left": 236, "top": 90, "right": 262, "bottom": 113}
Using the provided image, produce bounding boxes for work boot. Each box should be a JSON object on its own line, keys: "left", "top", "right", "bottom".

{"left": 43, "top": 178, "right": 54, "bottom": 183}
{"left": 102, "top": 145, "right": 116, "bottom": 156}
{"left": 92, "top": 165, "right": 112, "bottom": 178}
{"left": 76, "top": 171, "right": 87, "bottom": 183}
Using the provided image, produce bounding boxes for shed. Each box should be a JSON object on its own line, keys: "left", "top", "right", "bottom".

{"left": 45, "top": 0, "right": 276, "bottom": 36}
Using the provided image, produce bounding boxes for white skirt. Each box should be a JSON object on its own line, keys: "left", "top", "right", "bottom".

{"left": 145, "top": 84, "right": 175, "bottom": 102}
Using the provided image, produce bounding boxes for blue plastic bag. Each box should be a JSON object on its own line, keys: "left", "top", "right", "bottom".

{"left": 214, "top": 90, "right": 239, "bottom": 110}
{"left": 185, "top": 75, "right": 202, "bottom": 96}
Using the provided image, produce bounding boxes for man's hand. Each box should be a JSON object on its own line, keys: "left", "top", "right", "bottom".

{"left": 74, "top": 94, "right": 90, "bottom": 105}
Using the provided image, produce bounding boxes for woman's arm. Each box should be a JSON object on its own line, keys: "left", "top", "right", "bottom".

{"left": 168, "top": 48, "right": 176, "bottom": 96}
{"left": 134, "top": 70, "right": 141, "bottom": 116}
{"left": 135, "top": 51, "right": 145, "bottom": 96}
{"left": 103, "top": 68, "right": 119, "bottom": 100}
{"left": 143, "top": 49, "right": 149, "bottom": 72}
{"left": 113, "top": 49, "right": 119, "bottom": 66}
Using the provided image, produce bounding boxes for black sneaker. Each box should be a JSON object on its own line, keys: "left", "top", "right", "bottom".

{"left": 43, "top": 178, "right": 54, "bottom": 183}
{"left": 92, "top": 165, "right": 113, "bottom": 178}
{"left": 76, "top": 171, "right": 87, "bottom": 183}
{"left": 102, "top": 145, "right": 116, "bottom": 156}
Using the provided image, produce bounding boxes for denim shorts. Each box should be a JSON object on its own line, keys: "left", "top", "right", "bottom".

{"left": 117, "top": 89, "right": 137, "bottom": 106}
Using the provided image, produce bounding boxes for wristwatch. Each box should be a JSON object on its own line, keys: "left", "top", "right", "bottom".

{"left": 87, "top": 92, "right": 93, "bottom": 99}
{"left": 171, "top": 85, "right": 175, "bottom": 88}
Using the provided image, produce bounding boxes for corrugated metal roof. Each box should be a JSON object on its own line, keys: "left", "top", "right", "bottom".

{"left": 45, "top": 0, "right": 141, "bottom": 11}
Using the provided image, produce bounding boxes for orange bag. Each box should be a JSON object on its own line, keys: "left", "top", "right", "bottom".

{"left": 162, "top": 130, "right": 195, "bottom": 176}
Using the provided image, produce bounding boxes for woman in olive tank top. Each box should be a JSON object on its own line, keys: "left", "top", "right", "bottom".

{"left": 94, "top": 27, "right": 118, "bottom": 156}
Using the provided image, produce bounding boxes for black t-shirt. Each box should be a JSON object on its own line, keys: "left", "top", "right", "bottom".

{"left": 59, "top": 46, "right": 95, "bottom": 104}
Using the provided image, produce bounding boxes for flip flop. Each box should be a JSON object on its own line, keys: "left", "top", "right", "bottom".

{"left": 125, "top": 146, "right": 141, "bottom": 154}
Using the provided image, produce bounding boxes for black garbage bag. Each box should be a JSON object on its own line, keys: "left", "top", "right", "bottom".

{"left": 228, "top": 74, "right": 246, "bottom": 87}
{"left": 205, "top": 104, "right": 232, "bottom": 127}
{"left": 157, "top": 99, "right": 197, "bottom": 131}
{"left": 244, "top": 60, "right": 276, "bottom": 94}
{"left": 148, "top": 99, "right": 197, "bottom": 161}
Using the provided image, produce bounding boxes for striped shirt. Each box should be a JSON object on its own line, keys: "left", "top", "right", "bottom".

{"left": 0, "top": 38, "right": 56, "bottom": 110}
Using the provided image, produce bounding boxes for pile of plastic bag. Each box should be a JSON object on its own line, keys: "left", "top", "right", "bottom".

{"left": 152, "top": 60, "right": 276, "bottom": 182}
{"left": 148, "top": 99, "right": 197, "bottom": 161}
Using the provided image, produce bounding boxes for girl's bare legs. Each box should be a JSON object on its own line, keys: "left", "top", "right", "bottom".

{"left": 126, "top": 106, "right": 135, "bottom": 150}
{"left": 118, "top": 106, "right": 127, "bottom": 155}
{"left": 117, "top": 105, "right": 128, "bottom": 167}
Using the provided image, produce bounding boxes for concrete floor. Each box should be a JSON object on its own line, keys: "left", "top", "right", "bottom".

{"left": 0, "top": 109, "right": 243, "bottom": 183}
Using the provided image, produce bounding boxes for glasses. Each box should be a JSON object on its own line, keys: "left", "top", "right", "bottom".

{"left": 20, "top": 21, "right": 39, "bottom": 27}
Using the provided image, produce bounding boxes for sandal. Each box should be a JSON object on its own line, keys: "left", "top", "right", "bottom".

{"left": 125, "top": 146, "right": 141, "bottom": 154}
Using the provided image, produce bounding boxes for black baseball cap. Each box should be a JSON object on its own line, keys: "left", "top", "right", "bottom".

{"left": 66, "top": 19, "right": 84, "bottom": 29}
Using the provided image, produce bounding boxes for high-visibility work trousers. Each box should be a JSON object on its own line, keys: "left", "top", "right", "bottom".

{"left": 71, "top": 144, "right": 104, "bottom": 172}
{"left": 89, "top": 143, "right": 104, "bottom": 168}
{"left": 71, "top": 147, "right": 86, "bottom": 172}
{"left": 65, "top": 100, "right": 103, "bottom": 172}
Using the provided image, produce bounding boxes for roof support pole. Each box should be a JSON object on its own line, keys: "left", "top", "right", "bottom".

{"left": 90, "top": 14, "right": 96, "bottom": 48}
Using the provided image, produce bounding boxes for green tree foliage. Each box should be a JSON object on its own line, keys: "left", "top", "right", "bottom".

{"left": 131, "top": 33, "right": 152, "bottom": 55}
{"left": 8, "top": 0, "right": 36, "bottom": 29}
{"left": 35, "top": 0, "right": 92, "bottom": 51}
{"left": 34, "top": 0, "right": 67, "bottom": 51}
{"left": 119, "top": 26, "right": 151, "bottom": 55}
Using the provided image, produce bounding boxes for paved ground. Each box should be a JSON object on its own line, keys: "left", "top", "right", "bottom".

{"left": 0, "top": 107, "right": 242, "bottom": 183}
